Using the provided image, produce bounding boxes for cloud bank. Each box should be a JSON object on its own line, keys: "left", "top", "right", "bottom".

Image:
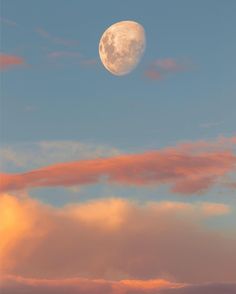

{"left": 1, "top": 194, "right": 235, "bottom": 284}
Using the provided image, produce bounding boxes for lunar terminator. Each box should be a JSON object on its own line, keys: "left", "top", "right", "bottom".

{"left": 99, "top": 20, "right": 146, "bottom": 76}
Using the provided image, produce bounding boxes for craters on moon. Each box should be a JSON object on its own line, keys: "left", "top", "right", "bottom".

{"left": 99, "top": 21, "right": 146, "bottom": 76}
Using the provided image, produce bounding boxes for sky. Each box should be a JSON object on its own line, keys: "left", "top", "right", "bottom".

{"left": 0, "top": 1, "right": 236, "bottom": 293}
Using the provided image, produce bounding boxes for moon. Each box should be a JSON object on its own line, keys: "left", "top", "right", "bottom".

{"left": 99, "top": 20, "right": 146, "bottom": 76}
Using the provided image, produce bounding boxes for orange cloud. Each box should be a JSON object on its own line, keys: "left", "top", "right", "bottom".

{"left": 1, "top": 137, "right": 236, "bottom": 194}
{"left": 0, "top": 274, "right": 236, "bottom": 294}
{"left": 0, "top": 275, "right": 187, "bottom": 294}
{"left": 0, "top": 53, "right": 25, "bottom": 70}
{"left": 1, "top": 194, "right": 235, "bottom": 283}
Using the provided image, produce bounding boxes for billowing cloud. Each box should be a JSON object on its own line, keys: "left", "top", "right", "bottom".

{"left": 0, "top": 53, "right": 25, "bottom": 70}
{"left": 1, "top": 137, "right": 236, "bottom": 194}
{"left": 0, "top": 194, "right": 235, "bottom": 283}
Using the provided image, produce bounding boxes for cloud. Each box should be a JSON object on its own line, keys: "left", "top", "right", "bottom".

{"left": 0, "top": 141, "right": 120, "bottom": 171}
{"left": 144, "top": 58, "right": 193, "bottom": 80}
{"left": 0, "top": 53, "right": 25, "bottom": 70}
{"left": 36, "top": 27, "right": 80, "bottom": 47}
{"left": 0, "top": 275, "right": 185, "bottom": 294}
{"left": 0, "top": 194, "right": 235, "bottom": 283}
{"left": 47, "top": 50, "right": 97, "bottom": 68}
{"left": 200, "top": 121, "right": 223, "bottom": 129}
{"left": 0, "top": 275, "right": 235, "bottom": 294}
{"left": 47, "top": 51, "right": 82, "bottom": 59}
{"left": 0, "top": 17, "right": 17, "bottom": 27}
{"left": 1, "top": 137, "right": 236, "bottom": 194}
{"left": 144, "top": 69, "right": 163, "bottom": 80}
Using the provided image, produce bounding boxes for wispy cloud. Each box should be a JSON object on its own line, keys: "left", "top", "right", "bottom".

{"left": 0, "top": 17, "right": 17, "bottom": 27}
{"left": 36, "top": 27, "right": 80, "bottom": 47}
{"left": 47, "top": 51, "right": 97, "bottom": 67}
{"left": 1, "top": 136, "right": 236, "bottom": 194}
{"left": 0, "top": 53, "right": 25, "bottom": 70}
{"left": 145, "top": 58, "right": 193, "bottom": 80}
{"left": 47, "top": 51, "right": 82, "bottom": 58}
{"left": 200, "top": 121, "right": 223, "bottom": 129}
{"left": 0, "top": 141, "right": 120, "bottom": 171}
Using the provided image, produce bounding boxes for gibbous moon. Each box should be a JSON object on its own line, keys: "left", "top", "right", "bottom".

{"left": 99, "top": 20, "right": 146, "bottom": 76}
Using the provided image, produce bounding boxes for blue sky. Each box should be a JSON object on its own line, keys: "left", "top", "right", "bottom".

{"left": 1, "top": 0, "right": 236, "bottom": 147}
{"left": 1, "top": 0, "right": 236, "bottom": 208}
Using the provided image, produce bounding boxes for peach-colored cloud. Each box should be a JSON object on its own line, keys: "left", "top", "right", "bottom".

{"left": 1, "top": 137, "right": 236, "bottom": 194}
{"left": 1, "top": 194, "right": 235, "bottom": 283}
{"left": 0, "top": 53, "right": 25, "bottom": 70}
{"left": 149, "top": 201, "right": 231, "bottom": 217}
{"left": 200, "top": 202, "right": 231, "bottom": 216}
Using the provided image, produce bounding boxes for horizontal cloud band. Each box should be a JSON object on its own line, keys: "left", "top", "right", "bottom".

{"left": 2, "top": 275, "right": 236, "bottom": 294}
{"left": 1, "top": 137, "right": 236, "bottom": 194}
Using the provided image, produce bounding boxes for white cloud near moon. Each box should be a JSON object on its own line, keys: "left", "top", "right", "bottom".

{"left": 99, "top": 20, "right": 146, "bottom": 76}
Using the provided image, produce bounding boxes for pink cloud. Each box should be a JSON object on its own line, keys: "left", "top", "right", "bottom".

{"left": 154, "top": 58, "right": 187, "bottom": 71}
{"left": 145, "top": 58, "right": 193, "bottom": 80}
{"left": 0, "top": 53, "right": 25, "bottom": 70}
{"left": 144, "top": 69, "right": 163, "bottom": 80}
{"left": 1, "top": 137, "right": 236, "bottom": 194}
